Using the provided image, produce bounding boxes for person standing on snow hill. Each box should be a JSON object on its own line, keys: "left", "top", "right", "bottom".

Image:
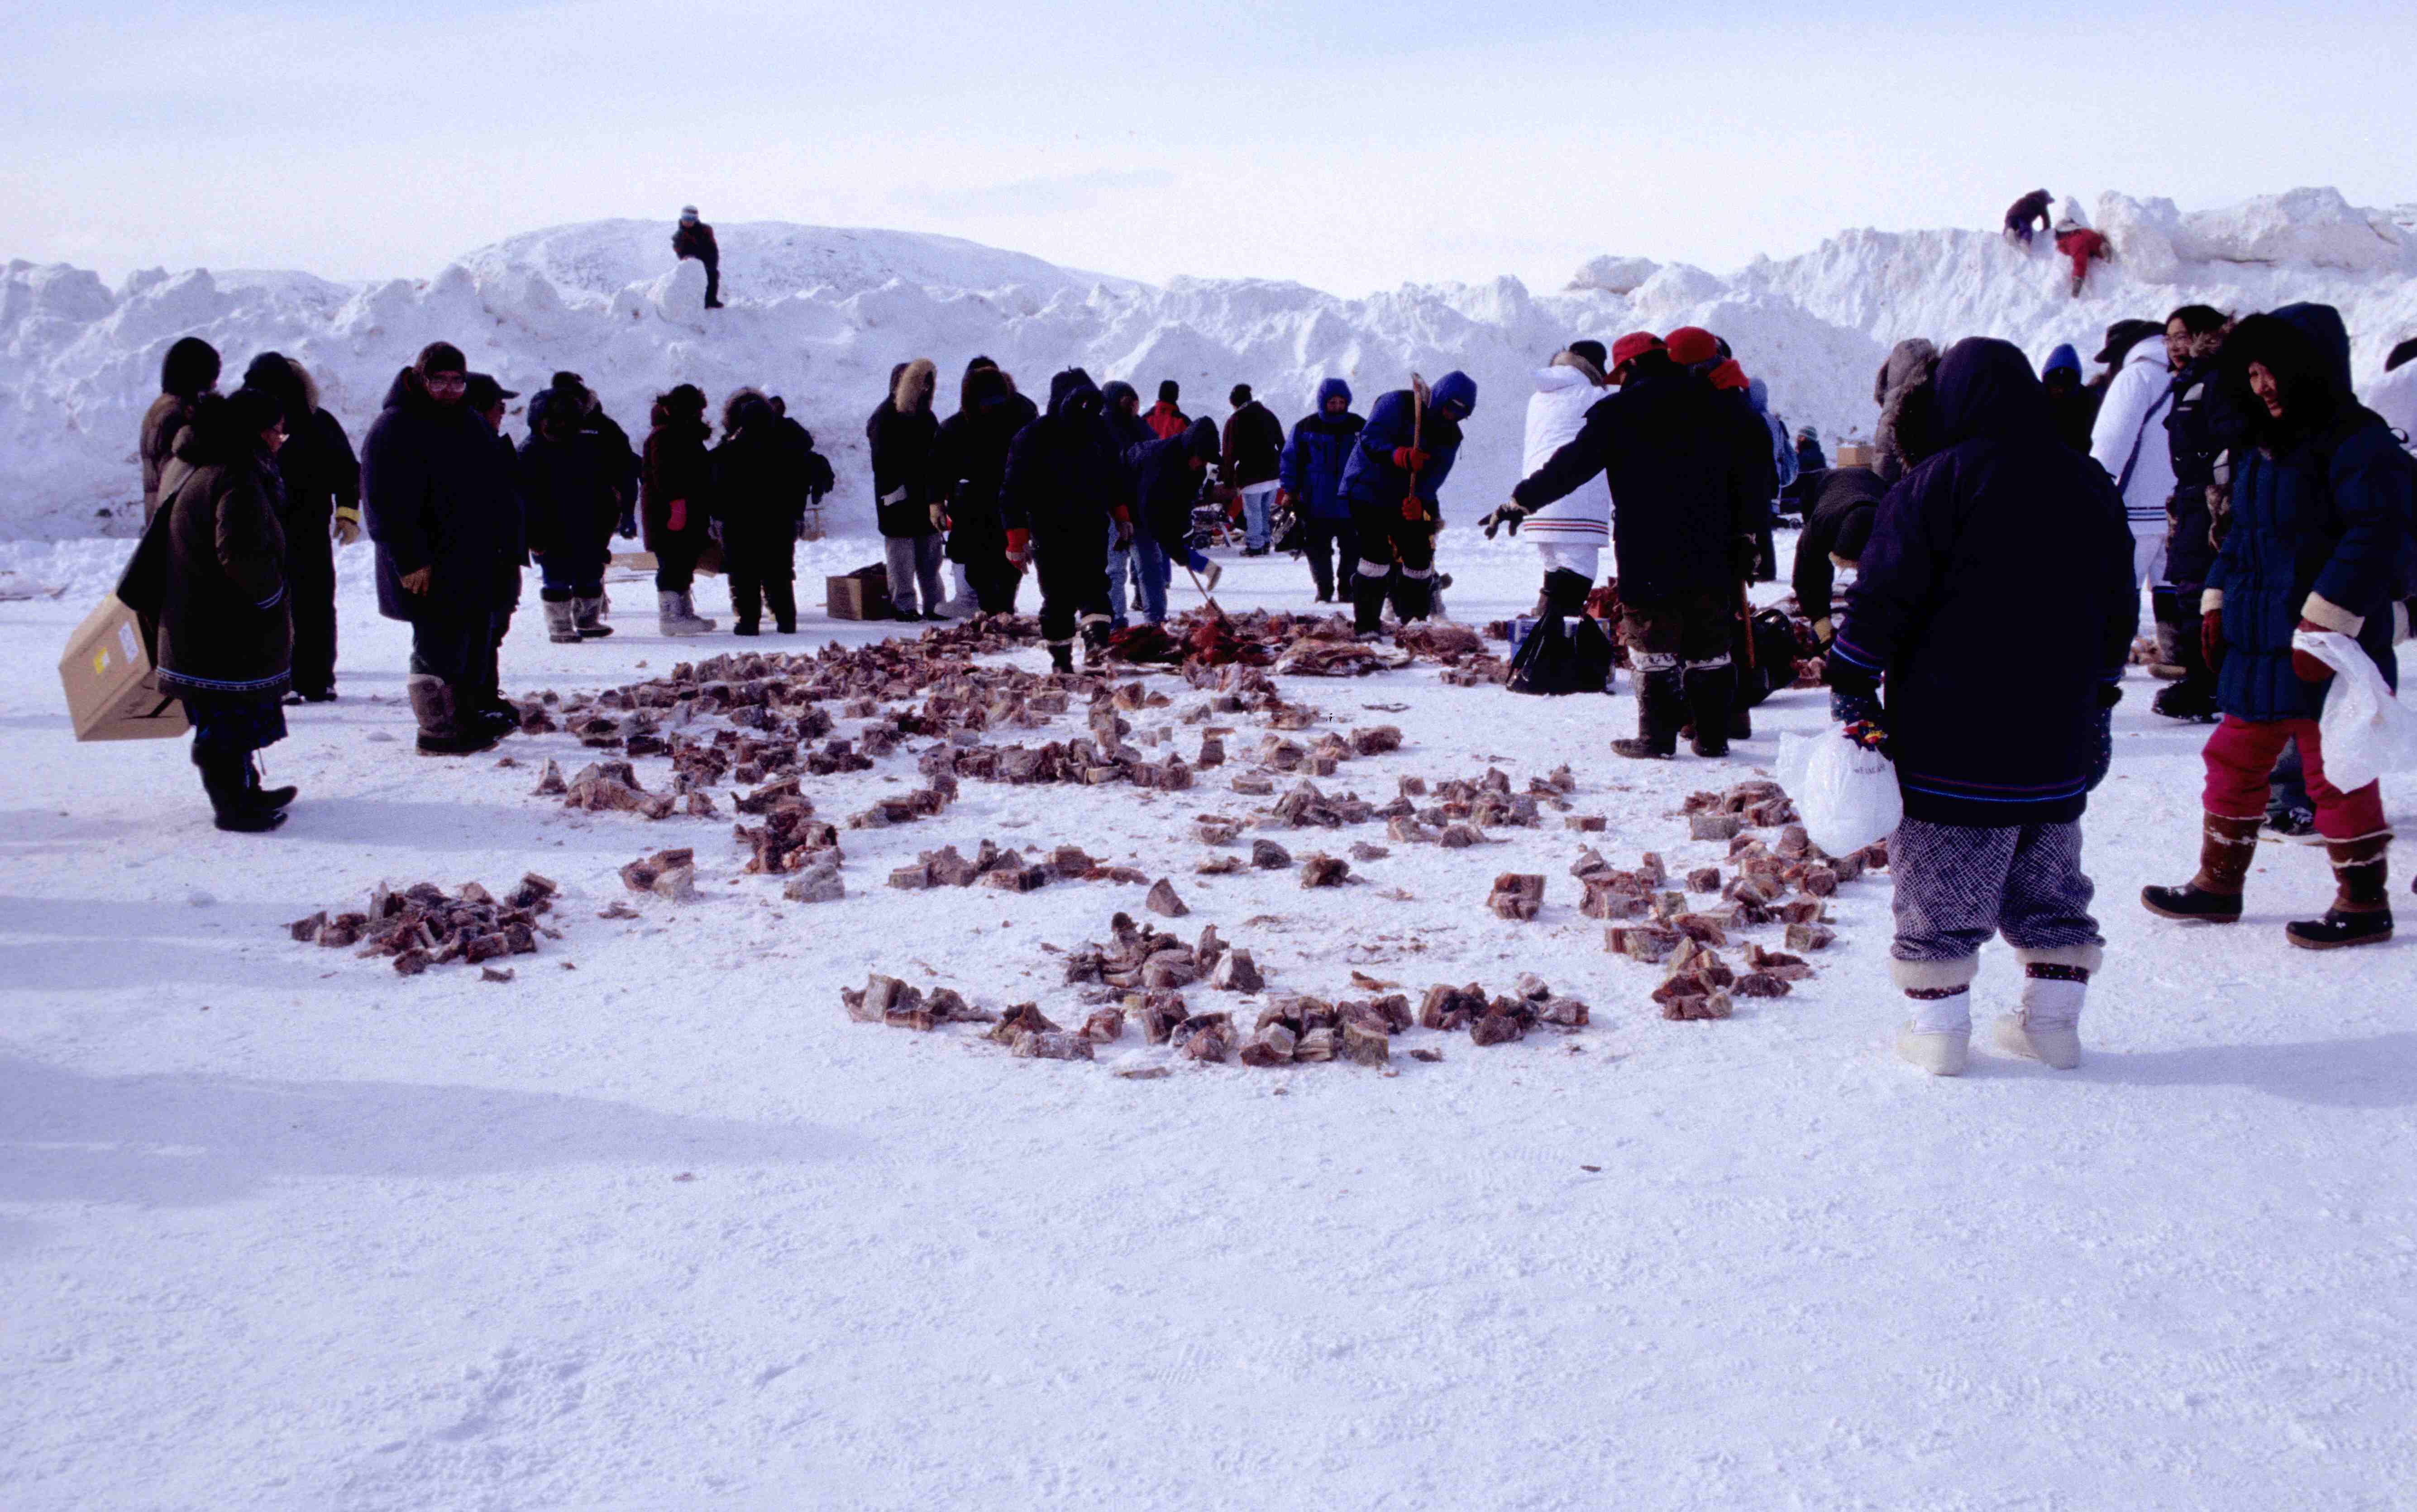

{"left": 1492, "top": 333, "right": 1751, "bottom": 759}
{"left": 520, "top": 375, "right": 620, "bottom": 645}
{"left": 2150, "top": 305, "right": 2240, "bottom": 724}
{"left": 2090, "top": 307, "right": 2185, "bottom": 606}
{"left": 239, "top": 352, "right": 358, "bottom": 704}
{"left": 712, "top": 389, "right": 809, "bottom": 635}
{"left": 2143, "top": 303, "right": 2415, "bottom": 951}
{"left": 153, "top": 386, "right": 299, "bottom": 832}
{"left": 1002, "top": 368, "right": 1132, "bottom": 672}
{"left": 934, "top": 361, "right": 1037, "bottom": 615}
{"left": 2040, "top": 344, "right": 2097, "bottom": 452}
{"left": 1276, "top": 377, "right": 1365, "bottom": 604}
{"left": 640, "top": 384, "right": 718, "bottom": 635}
{"left": 1339, "top": 370, "right": 1476, "bottom": 636}
{"left": 143, "top": 336, "right": 221, "bottom": 525}
{"left": 2054, "top": 218, "right": 2110, "bottom": 298}
{"left": 1505, "top": 345, "right": 1613, "bottom": 620}
{"left": 868, "top": 358, "right": 948, "bottom": 620}
{"left": 1222, "top": 384, "right": 1285, "bottom": 556}
{"left": 1871, "top": 337, "right": 1940, "bottom": 485}
{"left": 1144, "top": 380, "right": 1189, "bottom": 442}
{"left": 1824, "top": 338, "right": 2137, "bottom": 1078}
{"left": 2003, "top": 189, "right": 2054, "bottom": 247}
{"left": 1123, "top": 416, "right": 1228, "bottom": 623}
{"left": 673, "top": 206, "right": 722, "bottom": 310}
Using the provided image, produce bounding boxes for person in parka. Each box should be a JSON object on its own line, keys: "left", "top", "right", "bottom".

{"left": 1222, "top": 384, "right": 1286, "bottom": 555}
{"left": 1509, "top": 348, "right": 1612, "bottom": 617}
{"left": 712, "top": 388, "right": 809, "bottom": 635}
{"left": 155, "top": 386, "right": 298, "bottom": 831}
{"left": 1872, "top": 338, "right": 1941, "bottom": 484}
{"left": 1339, "top": 370, "right": 1476, "bottom": 634}
{"left": 360, "top": 342, "right": 525, "bottom": 753}
{"left": 869, "top": 358, "right": 948, "bottom": 620}
{"left": 2040, "top": 343, "right": 2097, "bottom": 452}
{"left": 1495, "top": 334, "right": 1750, "bottom": 758}
{"left": 1276, "top": 377, "right": 1364, "bottom": 603}
{"left": 1144, "top": 380, "right": 1189, "bottom": 441}
{"left": 143, "top": 336, "right": 221, "bottom": 524}
{"left": 1100, "top": 380, "right": 1156, "bottom": 628}
{"left": 1794, "top": 426, "right": 1827, "bottom": 477}
{"left": 1002, "top": 368, "right": 1133, "bottom": 671}
{"left": 1123, "top": 416, "right": 1227, "bottom": 623}
{"left": 934, "top": 361, "right": 1037, "bottom": 615}
{"left": 673, "top": 206, "right": 722, "bottom": 309}
{"left": 2090, "top": 310, "right": 2185, "bottom": 600}
{"left": 240, "top": 351, "right": 358, "bottom": 701}
{"left": 519, "top": 376, "right": 621, "bottom": 643}
{"left": 2003, "top": 189, "right": 2054, "bottom": 247}
{"left": 641, "top": 383, "right": 718, "bottom": 635}
{"left": 1823, "top": 338, "right": 2138, "bottom": 1076}
{"left": 2150, "top": 305, "right": 2239, "bottom": 721}
{"left": 1788, "top": 465, "right": 1887, "bottom": 648}
{"left": 2143, "top": 303, "right": 2415, "bottom": 950}
{"left": 532, "top": 371, "right": 641, "bottom": 540}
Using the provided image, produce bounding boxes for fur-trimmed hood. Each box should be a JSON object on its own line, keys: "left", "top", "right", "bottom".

{"left": 892, "top": 358, "right": 937, "bottom": 415}
{"left": 722, "top": 386, "right": 768, "bottom": 436}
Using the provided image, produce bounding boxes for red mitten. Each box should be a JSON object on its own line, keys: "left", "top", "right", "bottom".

{"left": 1400, "top": 496, "right": 1424, "bottom": 522}
{"left": 1392, "top": 447, "right": 1429, "bottom": 472}
{"left": 667, "top": 498, "right": 688, "bottom": 533}
{"left": 2200, "top": 611, "right": 2224, "bottom": 671}
{"left": 2291, "top": 619, "right": 2336, "bottom": 683}
{"left": 1005, "top": 529, "right": 1031, "bottom": 563}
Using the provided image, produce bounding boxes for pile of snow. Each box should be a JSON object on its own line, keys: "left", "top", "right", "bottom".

{"left": 4, "top": 190, "right": 2414, "bottom": 541}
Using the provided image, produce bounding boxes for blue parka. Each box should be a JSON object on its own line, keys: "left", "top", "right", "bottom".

{"left": 1341, "top": 371, "right": 1476, "bottom": 515}
{"left": 1833, "top": 339, "right": 2137, "bottom": 827}
{"left": 1278, "top": 378, "right": 1363, "bottom": 521}
{"left": 2207, "top": 303, "right": 2411, "bottom": 722}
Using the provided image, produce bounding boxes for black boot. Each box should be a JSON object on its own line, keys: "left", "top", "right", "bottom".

{"left": 1351, "top": 571, "right": 1388, "bottom": 638}
{"left": 1391, "top": 572, "right": 1434, "bottom": 624}
{"left": 1612, "top": 669, "right": 1683, "bottom": 759}
{"left": 1542, "top": 568, "right": 1592, "bottom": 618}
{"left": 765, "top": 579, "right": 798, "bottom": 634}
{"left": 1048, "top": 640, "right": 1076, "bottom": 675}
{"left": 245, "top": 755, "right": 297, "bottom": 812}
{"left": 2142, "top": 813, "right": 2262, "bottom": 922}
{"left": 199, "top": 753, "right": 285, "bottom": 833}
{"left": 1684, "top": 663, "right": 1737, "bottom": 757}
{"left": 2286, "top": 835, "right": 2394, "bottom": 949}
{"left": 1081, "top": 618, "right": 1110, "bottom": 668}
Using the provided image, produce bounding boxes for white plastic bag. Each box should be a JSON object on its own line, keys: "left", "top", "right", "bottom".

{"left": 1778, "top": 730, "right": 1903, "bottom": 857}
{"left": 2295, "top": 628, "right": 2417, "bottom": 792}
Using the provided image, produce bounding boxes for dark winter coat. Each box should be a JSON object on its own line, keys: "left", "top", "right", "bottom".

{"left": 517, "top": 429, "right": 618, "bottom": 579}
{"left": 529, "top": 389, "right": 640, "bottom": 511}
{"left": 2004, "top": 190, "right": 2054, "bottom": 236}
{"left": 360, "top": 369, "right": 526, "bottom": 622}
{"left": 1832, "top": 339, "right": 2136, "bottom": 827}
{"left": 1278, "top": 378, "right": 1362, "bottom": 522}
{"left": 869, "top": 359, "right": 942, "bottom": 536}
{"left": 1790, "top": 467, "right": 1887, "bottom": 630}
{"left": 640, "top": 410, "right": 715, "bottom": 556}
{"left": 1221, "top": 399, "right": 1285, "bottom": 488}
{"left": 1100, "top": 382, "right": 1155, "bottom": 452}
{"left": 2207, "top": 304, "right": 2412, "bottom": 724}
{"left": 1003, "top": 368, "right": 1127, "bottom": 540}
{"left": 141, "top": 393, "right": 198, "bottom": 525}
{"left": 935, "top": 372, "right": 1037, "bottom": 565}
{"left": 156, "top": 421, "right": 291, "bottom": 701}
{"left": 269, "top": 409, "right": 360, "bottom": 534}
{"left": 1511, "top": 356, "right": 1753, "bottom": 604}
{"left": 1794, "top": 432, "right": 1827, "bottom": 475}
{"left": 1872, "top": 338, "right": 1940, "bottom": 484}
{"left": 2160, "top": 354, "right": 2244, "bottom": 588}
{"left": 1341, "top": 372, "right": 1476, "bottom": 515}
{"left": 712, "top": 405, "right": 809, "bottom": 570}
{"left": 672, "top": 219, "right": 720, "bottom": 266}
{"left": 1127, "top": 417, "right": 1222, "bottom": 550}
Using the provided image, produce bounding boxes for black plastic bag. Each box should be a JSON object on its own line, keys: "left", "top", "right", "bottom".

{"left": 1509, "top": 615, "right": 1611, "bottom": 696}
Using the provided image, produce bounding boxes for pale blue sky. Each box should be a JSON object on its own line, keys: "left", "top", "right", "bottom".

{"left": 5, "top": 1, "right": 2410, "bottom": 292}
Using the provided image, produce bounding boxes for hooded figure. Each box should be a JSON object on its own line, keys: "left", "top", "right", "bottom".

{"left": 1003, "top": 368, "right": 1133, "bottom": 668}
{"left": 935, "top": 364, "right": 1039, "bottom": 614}
{"left": 1121, "top": 415, "right": 1227, "bottom": 623}
{"left": 868, "top": 358, "right": 948, "bottom": 618}
{"left": 1507, "top": 347, "right": 1752, "bottom": 758}
{"left": 2089, "top": 320, "right": 2183, "bottom": 591}
{"left": 1515, "top": 350, "right": 1613, "bottom": 615}
{"left": 712, "top": 389, "right": 808, "bottom": 634}
{"left": 1340, "top": 370, "right": 1475, "bottom": 633}
{"left": 2144, "top": 303, "right": 2415, "bottom": 950}
{"left": 2040, "top": 343, "right": 2097, "bottom": 452}
{"left": 640, "top": 383, "right": 718, "bottom": 634}
{"left": 519, "top": 375, "right": 621, "bottom": 643}
{"left": 1824, "top": 337, "right": 2137, "bottom": 1077}
{"left": 1872, "top": 338, "right": 1941, "bottom": 484}
{"left": 1277, "top": 377, "right": 1365, "bottom": 601}
{"left": 144, "top": 337, "right": 223, "bottom": 524}
{"left": 240, "top": 351, "right": 358, "bottom": 701}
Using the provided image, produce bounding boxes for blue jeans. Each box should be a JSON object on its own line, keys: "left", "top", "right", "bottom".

{"left": 1132, "top": 532, "right": 1170, "bottom": 624}
{"left": 1105, "top": 520, "right": 1134, "bottom": 627}
{"left": 1242, "top": 482, "right": 1277, "bottom": 550}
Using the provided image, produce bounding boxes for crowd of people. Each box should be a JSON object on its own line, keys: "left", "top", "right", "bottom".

{"left": 124, "top": 272, "right": 2417, "bottom": 1088}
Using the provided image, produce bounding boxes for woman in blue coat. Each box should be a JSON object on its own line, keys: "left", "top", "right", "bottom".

{"left": 2144, "top": 303, "right": 2413, "bottom": 949}
{"left": 1340, "top": 370, "right": 1475, "bottom": 634}
{"left": 1277, "top": 378, "right": 1363, "bottom": 603}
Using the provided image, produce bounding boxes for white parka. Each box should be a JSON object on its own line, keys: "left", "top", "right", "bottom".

{"left": 1519, "top": 360, "right": 1611, "bottom": 544}
{"left": 2088, "top": 337, "right": 2179, "bottom": 529}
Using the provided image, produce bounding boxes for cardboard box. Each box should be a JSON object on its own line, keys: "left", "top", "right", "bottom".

{"left": 826, "top": 565, "right": 893, "bottom": 621}
{"left": 59, "top": 594, "right": 189, "bottom": 742}
{"left": 1835, "top": 443, "right": 1875, "bottom": 468}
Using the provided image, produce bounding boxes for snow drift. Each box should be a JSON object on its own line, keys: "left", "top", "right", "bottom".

{"left": 4, "top": 191, "right": 2413, "bottom": 541}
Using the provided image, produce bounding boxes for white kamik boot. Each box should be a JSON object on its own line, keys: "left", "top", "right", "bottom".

{"left": 1892, "top": 957, "right": 1978, "bottom": 1077}
{"left": 543, "top": 599, "right": 581, "bottom": 644}
{"left": 658, "top": 590, "right": 712, "bottom": 636}
{"left": 1995, "top": 948, "right": 2098, "bottom": 1069}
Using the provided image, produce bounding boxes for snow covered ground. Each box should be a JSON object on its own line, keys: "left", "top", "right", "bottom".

{"left": 5, "top": 534, "right": 2414, "bottom": 1511}
{"left": 6, "top": 186, "right": 2414, "bottom": 542}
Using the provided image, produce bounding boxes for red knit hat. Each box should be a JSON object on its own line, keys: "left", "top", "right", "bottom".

{"left": 1609, "top": 331, "right": 1664, "bottom": 372}
{"left": 1664, "top": 327, "right": 1720, "bottom": 367}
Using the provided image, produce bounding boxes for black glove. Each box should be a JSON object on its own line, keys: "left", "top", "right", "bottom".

{"left": 1480, "top": 501, "right": 1529, "bottom": 539}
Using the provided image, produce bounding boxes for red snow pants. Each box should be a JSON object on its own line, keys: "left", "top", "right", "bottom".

{"left": 2201, "top": 715, "right": 2388, "bottom": 841}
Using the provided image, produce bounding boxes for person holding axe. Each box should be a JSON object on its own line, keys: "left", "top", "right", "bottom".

{"left": 1338, "top": 370, "right": 1477, "bottom": 637}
